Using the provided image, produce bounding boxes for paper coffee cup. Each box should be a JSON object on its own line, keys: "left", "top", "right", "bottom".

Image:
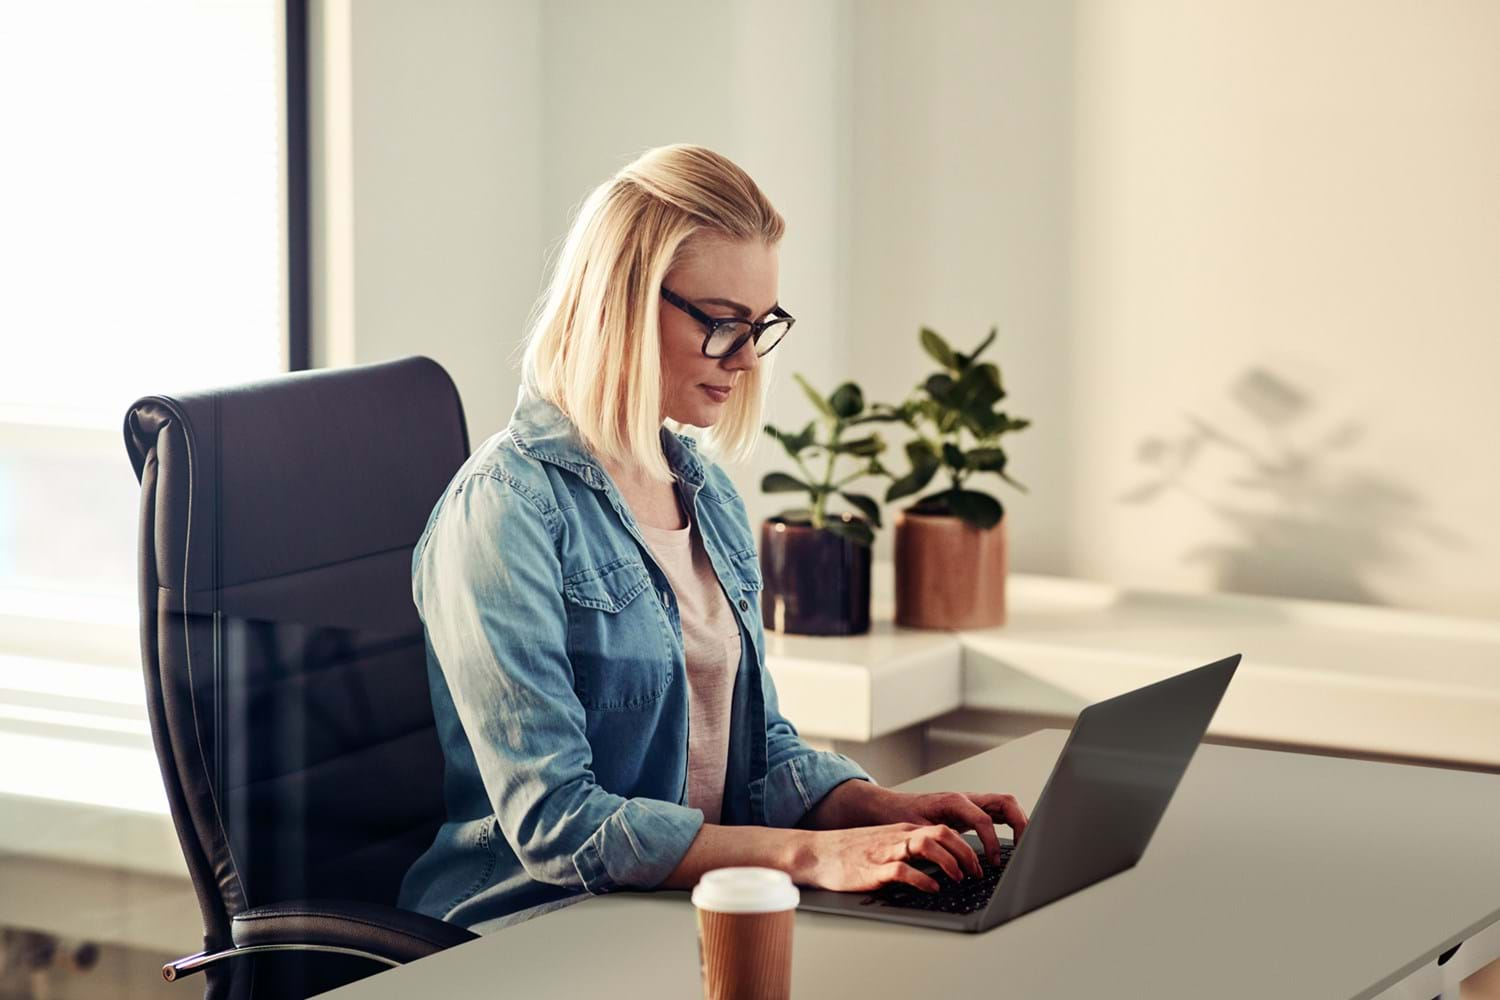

{"left": 691, "top": 867, "right": 799, "bottom": 1000}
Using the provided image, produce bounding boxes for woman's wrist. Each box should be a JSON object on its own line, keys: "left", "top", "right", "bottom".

{"left": 779, "top": 827, "right": 818, "bottom": 883}
{"left": 663, "top": 824, "right": 822, "bottom": 890}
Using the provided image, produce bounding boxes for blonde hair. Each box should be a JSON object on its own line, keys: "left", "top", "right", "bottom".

{"left": 518, "top": 144, "right": 784, "bottom": 483}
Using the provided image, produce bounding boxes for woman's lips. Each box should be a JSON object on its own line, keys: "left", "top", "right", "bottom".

{"left": 701, "top": 384, "right": 731, "bottom": 403}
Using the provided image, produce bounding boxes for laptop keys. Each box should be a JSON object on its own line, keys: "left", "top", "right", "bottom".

{"left": 869, "top": 845, "right": 1013, "bottom": 914}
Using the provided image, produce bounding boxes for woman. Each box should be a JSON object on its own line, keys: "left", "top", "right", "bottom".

{"left": 398, "top": 144, "right": 1028, "bottom": 933}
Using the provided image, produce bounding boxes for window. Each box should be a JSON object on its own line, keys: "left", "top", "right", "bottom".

{"left": 0, "top": 0, "right": 290, "bottom": 668}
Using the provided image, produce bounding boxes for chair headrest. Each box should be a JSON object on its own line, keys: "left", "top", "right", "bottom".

{"left": 123, "top": 355, "right": 469, "bottom": 628}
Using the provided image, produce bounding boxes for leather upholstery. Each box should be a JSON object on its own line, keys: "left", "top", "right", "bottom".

{"left": 231, "top": 899, "right": 478, "bottom": 962}
{"left": 123, "top": 356, "right": 477, "bottom": 998}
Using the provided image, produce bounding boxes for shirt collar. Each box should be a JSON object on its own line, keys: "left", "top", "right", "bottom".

{"left": 507, "top": 383, "right": 713, "bottom": 497}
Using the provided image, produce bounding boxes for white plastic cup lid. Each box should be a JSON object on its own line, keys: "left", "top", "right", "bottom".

{"left": 690, "top": 867, "right": 800, "bottom": 913}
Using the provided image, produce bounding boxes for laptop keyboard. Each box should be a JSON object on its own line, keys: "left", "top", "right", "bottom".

{"left": 864, "top": 843, "right": 1014, "bottom": 915}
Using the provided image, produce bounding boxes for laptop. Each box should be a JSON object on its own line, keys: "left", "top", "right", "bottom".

{"left": 796, "top": 654, "right": 1241, "bottom": 933}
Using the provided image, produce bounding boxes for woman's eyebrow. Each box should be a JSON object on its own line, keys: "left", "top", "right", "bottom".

{"left": 698, "top": 297, "right": 780, "bottom": 319}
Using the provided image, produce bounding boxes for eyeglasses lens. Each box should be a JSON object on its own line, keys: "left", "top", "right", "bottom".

{"left": 705, "top": 319, "right": 791, "bottom": 358}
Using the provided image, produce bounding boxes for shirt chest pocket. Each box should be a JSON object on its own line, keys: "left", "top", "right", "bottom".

{"left": 562, "top": 557, "right": 674, "bottom": 710}
{"left": 728, "top": 546, "right": 764, "bottom": 611}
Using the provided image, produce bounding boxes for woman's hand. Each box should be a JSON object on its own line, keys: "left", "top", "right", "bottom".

{"left": 867, "top": 789, "right": 1029, "bottom": 866}
{"left": 790, "top": 822, "right": 986, "bottom": 894}
{"left": 805, "top": 781, "right": 1029, "bottom": 866}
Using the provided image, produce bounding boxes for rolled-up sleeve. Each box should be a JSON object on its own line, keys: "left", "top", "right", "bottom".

{"left": 414, "top": 470, "right": 704, "bottom": 895}
{"left": 754, "top": 604, "right": 876, "bottom": 829}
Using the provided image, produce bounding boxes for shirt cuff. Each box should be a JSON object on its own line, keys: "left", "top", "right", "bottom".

{"left": 761, "top": 750, "right": 875, "bottom": 829}
{"left": 572, "top": 797, "right": 706, "bottom": 895}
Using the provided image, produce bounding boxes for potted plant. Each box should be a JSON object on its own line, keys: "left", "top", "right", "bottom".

{"left": 759, "top": 374, "right": 889, "bottom": 635}
{"left": 877, "top": 326, "right": 1031, "bottom": 629}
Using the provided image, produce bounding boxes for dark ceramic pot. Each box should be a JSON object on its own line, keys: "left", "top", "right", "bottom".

{"left": 758, "top": 514, "right": 872, "bottom": 636}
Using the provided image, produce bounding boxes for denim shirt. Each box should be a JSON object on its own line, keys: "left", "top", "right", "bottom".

{"left": 397, "top": 384, "right": 873, "bottom": 932}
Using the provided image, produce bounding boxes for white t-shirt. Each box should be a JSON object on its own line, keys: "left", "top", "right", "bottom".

{"left": 634, "top": 482, "right": 741, "bottom": 824}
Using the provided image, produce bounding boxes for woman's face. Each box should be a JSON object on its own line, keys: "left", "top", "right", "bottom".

{"left": 658, "top": 237, "right": 779, "bottom": 428}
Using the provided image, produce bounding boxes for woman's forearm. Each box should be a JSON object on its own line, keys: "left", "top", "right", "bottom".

{"left": 659, "top": 823, "right": 812, "bottom": 890}
{"left": 659, "top": 781, "right": 906, "bottom": 890}
{"left": 796, "top": 778, "right": 899, "bottom": 830}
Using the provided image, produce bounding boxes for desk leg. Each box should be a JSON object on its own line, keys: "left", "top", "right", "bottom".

{"left": 1368, "top": 958, "right": 1443, "bottom": 1000}
{"left": 1444, "top": 917, "right": 1500, "bottom": 998}
{"left": 1366, "top": 919, "right": 1500, "bottom": 1000}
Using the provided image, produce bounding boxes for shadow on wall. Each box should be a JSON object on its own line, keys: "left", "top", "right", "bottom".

{"left": 1119, "top": 367, "right": 1464, "bottom": 605}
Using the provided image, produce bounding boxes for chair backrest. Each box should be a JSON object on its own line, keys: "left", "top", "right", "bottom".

{"left": 123, "top": 356, "right": 470, "bottom": 997}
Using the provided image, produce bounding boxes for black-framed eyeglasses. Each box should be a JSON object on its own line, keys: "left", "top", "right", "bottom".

{"left": 660, "top": 285, "right": 796, "bottom": 359}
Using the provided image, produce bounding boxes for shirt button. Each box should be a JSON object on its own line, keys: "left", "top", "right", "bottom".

{"left": 738, "top": 598, "right": 750, "bottom": 612}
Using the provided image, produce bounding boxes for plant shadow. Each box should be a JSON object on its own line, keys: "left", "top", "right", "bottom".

{"left": 1119, "top": 367, "right": 1465, "bottom": 605}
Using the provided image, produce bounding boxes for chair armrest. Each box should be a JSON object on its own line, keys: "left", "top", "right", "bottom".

{"left": 231, "top": 899, "right": 478, "bottom": 965}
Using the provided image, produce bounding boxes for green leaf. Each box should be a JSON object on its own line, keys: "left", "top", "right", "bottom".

{"left": 923, "top": 373, "right": 955, "bottom": 405}
{"left": 912, "top": 490, "right": 956, "bottom": 515}
{"left": 885, "top": 462, "right": 938, "bottom": 502}
{"left": 829, "top": 382, "right": 864, "bottom": 418}
{"left": 958, "top": 363, "right": 1003, "bottom": 410}
{"left": 948, "top": 489, "right": 1004, "bottom": 530}
{"left": 790, "top": 420, "right": 818, "bottom": 453}
{"left": 920, "top": 327, "right": 957, "bottom": 370}
{"left": 966, "top": 448, "right": 1007, "bottom": 472}
{"left": 831, "top": 435, "right": 883, "bottom": 457}
{"left": 969, "top": 326, "right": 998, "bottom": 363}
{"left": 793, "top": 373, "right": 835, "bottom": 419}
{"left": 823, "top": 517, "right": 875, "bottom": 547}
{"left": 905, "top": 439, "right": 940, "bottom": 472}
{"left": 765, "top": 422, "right": 814, "bottom": 460}
{"left": 942, "top": 443, "right": 966, "bottom": 470}
{"left": 845, "top": 409, "right": 903, "bottom": 425}
{"left": 998, "top": 469, "right": 1029, "bottom": 494}
{"left": 838, "top": 491, "right": 882, "bottom": 528}
{"left": 959, "top": 408, "right": 998, "bottom": 438}
{"left": 762, "top": 472, "right": 811, "bottom": 494}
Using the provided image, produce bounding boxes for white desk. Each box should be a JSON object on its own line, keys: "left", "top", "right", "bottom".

{"left": 319, "top": 729, "right": 1500, "bottom": 1000}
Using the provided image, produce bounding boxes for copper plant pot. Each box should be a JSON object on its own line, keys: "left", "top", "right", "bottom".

{"left": 894, "top": 511, "right": 1007, "bottom": 629}
{"left": 758, "top": 515, "right": 872, "bottom": 636}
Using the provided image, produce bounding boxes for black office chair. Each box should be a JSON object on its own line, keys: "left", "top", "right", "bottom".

{"left": 122, "top": 356, "right": 480, "bottom": 999}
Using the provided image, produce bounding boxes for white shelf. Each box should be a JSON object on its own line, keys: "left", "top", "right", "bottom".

{"left": 765, "top": 565, "right": 1500, "bottom": 768}
{"left": 761, "top": 622, "right": 962, "bottom": 742}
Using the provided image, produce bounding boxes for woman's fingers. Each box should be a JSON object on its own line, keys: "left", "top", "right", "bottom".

{"left": 966, "top": 792, "right": 1029, "bottom": 840}
{"left": 885, "top": 862, "right": 940, "bottom": 894}
{"left": 928, "top": 793, "right": 1005, "bottom": 865}
{"left": 907, "top": 824, "right": 981, "bottom": 882}
{"left": 933, "top": 823, "right": 983, "bottom": 878}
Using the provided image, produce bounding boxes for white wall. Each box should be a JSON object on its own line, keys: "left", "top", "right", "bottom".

{"left": 311, "top": 0, "right": 1500, "bottom": 620}
{"left": 311, "top": 0, "right": 545, "bottom": 445}
{"left": 313, "top": 0, "right": 856, "bottom": 508}
{"left": 847, "top": 0, "right": 1076, "bottom": 575}
{"left": 1065, "top": 0, "right": 1500, "bottom": 617}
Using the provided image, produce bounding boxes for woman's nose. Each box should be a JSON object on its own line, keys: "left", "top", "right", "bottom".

{"left": 724, "top": 339, "right": 760, "bottom": 374}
